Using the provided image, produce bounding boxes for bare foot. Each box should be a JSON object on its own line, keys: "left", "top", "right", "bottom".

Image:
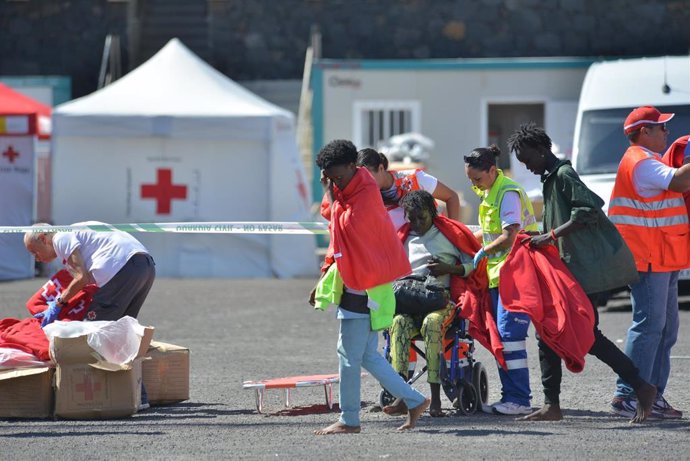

{"left": 314, "top": 421, "right": 361, "bottom": 435}
{"left": 397, "top": 398, "right": 431, "bottom": 431}
{"left": 517, "top": 404, "right": 563, "bottom": 421}
{"left": 631, "top": 382, "right": 657, "bottom": 423}
{"left": 383, "top": 398, "right": 408, "bottom": 417}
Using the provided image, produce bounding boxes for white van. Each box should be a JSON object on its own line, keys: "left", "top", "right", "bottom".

{"left": 572, "top": 55, "right": 690, "bottom": 281}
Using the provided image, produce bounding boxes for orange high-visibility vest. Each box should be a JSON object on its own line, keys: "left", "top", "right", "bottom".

{"left": 384, "top": 170, "right": 422, "bottom": 211}
{"left": 609, "top": 145, "right": 690, "bottom": 272}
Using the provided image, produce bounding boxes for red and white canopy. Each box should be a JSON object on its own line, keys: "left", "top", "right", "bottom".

{"left": 0, "top": 83, "right": 51, "bottom": 139}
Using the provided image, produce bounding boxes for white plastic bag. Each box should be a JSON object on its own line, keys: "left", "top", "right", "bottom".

{"left": 44, "top": 316, "right": 146, "bottom": 365}
{"left": 0, "top": 347, "right": 50, "bottom": 369}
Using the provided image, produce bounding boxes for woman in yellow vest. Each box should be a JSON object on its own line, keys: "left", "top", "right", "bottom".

{"left": 464, "top": 144, "right": 538, "bottom": 415}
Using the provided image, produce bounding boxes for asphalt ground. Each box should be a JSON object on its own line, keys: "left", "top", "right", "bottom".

{"left": 1, "top": 277, "right": 690, "bottom": 460}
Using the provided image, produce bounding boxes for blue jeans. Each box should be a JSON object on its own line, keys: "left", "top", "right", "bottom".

{"left": 337, "top": 317, "right": 426, "bottom": 426}
{"left": 615, "top": 270, "right": 679, "bottom": 398}
{"left": 490, "top": 288, "right": 531, "bottom": 407}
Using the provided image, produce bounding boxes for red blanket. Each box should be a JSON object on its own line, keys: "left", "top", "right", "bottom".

{"left": 398, "top": 216, "right": 506, "bottom": 369}
{"left": 499, "top": 234, "right": 595, "bottom": 373}
{"left": 0, "top": 318, "right": 50, "bottom": 361}
{"left": 0, "top": 271, "right": 98, "bottom": 365}
{"left": 321, "top": 168, "right": 411, "bottom": 290}
{"left": 25, "top": 269, "right": 97, "bottom": 321}
{"left": 662, "top": 135, "right": 690, "bottom": 217}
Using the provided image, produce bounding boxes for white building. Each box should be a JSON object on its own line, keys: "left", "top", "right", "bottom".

{"left": 311, "top": 57, "right": 592, "bottom": 219}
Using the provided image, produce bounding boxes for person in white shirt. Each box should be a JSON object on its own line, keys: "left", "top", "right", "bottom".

{"left": 24, "top": 221, "right": 155, "bottom": 323}
{"left": 356, "top": 148, "right": 461, "bottom": 230}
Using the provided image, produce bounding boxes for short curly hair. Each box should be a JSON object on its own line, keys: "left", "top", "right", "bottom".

{"left": 399, "top": 190, "right": 438, "bottom": 219}
{"left": 316, "top": 139, "right": 358, "bottom": 170}
{"left": 507, "top": 122, "right": 552, "bottom": 156}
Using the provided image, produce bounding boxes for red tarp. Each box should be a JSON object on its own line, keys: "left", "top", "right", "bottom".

{"left": 0, "top": 83, "right": 51, "bottom": 139}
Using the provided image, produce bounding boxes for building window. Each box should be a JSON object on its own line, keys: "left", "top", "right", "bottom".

{"left": 353, "top": 101, "right": 421, "bottom": 149}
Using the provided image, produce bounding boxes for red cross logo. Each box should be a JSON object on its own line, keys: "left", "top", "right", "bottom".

{"left": 2, "top": 145, "right": 19, "bottom": 163}
{"left": 75, "top": 373, "right": 102, "bottom": 401}
{"left": 140, "top": 168, "right": 188, "bottom": 215}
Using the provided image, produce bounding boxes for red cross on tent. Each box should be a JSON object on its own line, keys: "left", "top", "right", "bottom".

{"left": 75, "top": 374, "right": 102, "bottom": 401}
{"left": 140, "top": 168, "right": 188, "bottom": 215}
{"left": 2, "top": 145, "right": 19, "bottom": 163}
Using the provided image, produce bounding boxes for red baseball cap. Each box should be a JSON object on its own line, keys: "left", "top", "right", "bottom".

{"left": 624, "top": 106, "right": 674, "bottom": 135}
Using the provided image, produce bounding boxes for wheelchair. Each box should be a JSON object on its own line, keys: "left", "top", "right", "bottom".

{"left": 379, "top": 314, "right": 489, "bottom": 415}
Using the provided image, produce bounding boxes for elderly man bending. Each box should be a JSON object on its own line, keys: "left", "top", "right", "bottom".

{"left": 24, "top": 221, "right": 155, "bottom": 325}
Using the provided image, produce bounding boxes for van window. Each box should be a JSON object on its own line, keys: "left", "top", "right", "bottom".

{"left": 576, "top": 105, "right": 690, "bottom": 174}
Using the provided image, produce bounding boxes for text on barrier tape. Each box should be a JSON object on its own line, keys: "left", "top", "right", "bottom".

{"left": 0, "top": 222, "right": 329, "bottom": 235}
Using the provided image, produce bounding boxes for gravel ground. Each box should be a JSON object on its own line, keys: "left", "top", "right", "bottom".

{"left": 1, "top": 277, "right": 689, "bottom": 460}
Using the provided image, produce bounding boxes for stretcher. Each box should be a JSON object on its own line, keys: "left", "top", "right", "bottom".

{"left": 242, "top": 373, "right": 341, "bottom": 414}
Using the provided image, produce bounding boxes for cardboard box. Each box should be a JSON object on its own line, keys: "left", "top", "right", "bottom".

{"left": 143, "top": 341, "right": 190, "bottom": 405}
{"left": 52, "top": 327, "right": 154, "bottom": 419}
{"left": 54, "top": 360, "right": 143, "bottom": 419}
{"left": 0, "top": 367, "right": 54, "bottom": 419}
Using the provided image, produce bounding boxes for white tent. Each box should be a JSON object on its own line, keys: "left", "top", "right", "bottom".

{"left": 52, "top": 38, "right": 317, "bottom": 278}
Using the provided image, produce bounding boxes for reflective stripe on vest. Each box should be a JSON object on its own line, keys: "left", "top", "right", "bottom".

{"left": 610, "top": 214, "right": 688, "bottom": 227}
{"left": 478, "top": 170, "right": 538, "bottom": 287}
{"left": 609, "top": 145, "right": 690, "bottom": 271}
{"left": 609, "top": 196, "right": 686, "bottom": 212}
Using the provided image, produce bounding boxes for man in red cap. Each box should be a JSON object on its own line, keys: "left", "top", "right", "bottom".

{"left": 609, "top": 106, "right": 690, "bottom": 419}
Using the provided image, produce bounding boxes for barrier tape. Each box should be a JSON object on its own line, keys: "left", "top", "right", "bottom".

{"left": 0, "top": 221, "right": 330, "bottom": 235}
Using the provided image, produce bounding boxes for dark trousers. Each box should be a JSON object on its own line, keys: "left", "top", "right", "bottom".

{"left": 539, "top": 293, "right": 643, "bottom": 405}
{"left": 86, "top": 253, "right": 156, "bottom": 321}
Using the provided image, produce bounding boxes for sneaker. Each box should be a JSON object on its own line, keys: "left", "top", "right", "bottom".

{"left": 611, "top": 396, "right": 637, "bottom": 418}
{"left": 492, "top": 401, "right": 532, "bottom": 415}
{"left": 652, "top": 395, "right": 683, "bottom": 419}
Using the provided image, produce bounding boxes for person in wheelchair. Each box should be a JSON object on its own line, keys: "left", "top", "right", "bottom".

{"left": 383, "top": 190, "right": 476, "bottom": 417}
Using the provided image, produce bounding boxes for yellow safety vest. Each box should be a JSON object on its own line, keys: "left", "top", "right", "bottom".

{"left": 476, "top": 170, "right": 538, "bottom": 287}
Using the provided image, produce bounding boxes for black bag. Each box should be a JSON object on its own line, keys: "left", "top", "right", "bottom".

{"left": 392, "top": 274, "right": 449, "bottom": 315}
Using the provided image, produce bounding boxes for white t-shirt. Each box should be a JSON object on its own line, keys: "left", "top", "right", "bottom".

{"left": 386, "top": 170, "right": 439, "bottom": 230}
{"left": 500, "top": 191, "right": 522, "bottom": 228}
{"left": 632, "top": 150, "right": 676, "bottom": 198}
{"left": 52, "top": 221, "right": 149, "bottom": 287}
{"left": 404, "top": 225, "right": 471, "bottom": 287}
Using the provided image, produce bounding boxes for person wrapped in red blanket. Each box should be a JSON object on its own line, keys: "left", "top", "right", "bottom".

{"left": 311, "top": 139, "right": 429, "bottom": 435}
{"left": 397, "top": 208, "right": 506, "bottom": 370}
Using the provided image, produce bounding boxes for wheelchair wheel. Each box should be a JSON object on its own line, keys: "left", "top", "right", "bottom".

{"left": 452, "top": 382, "right": 478, "bottom": 415}
{"left": 378, "top": 388, "right": 397, "bottom": 409}
{"left": 472, "top": 362, "right": 489, "bottom": 405}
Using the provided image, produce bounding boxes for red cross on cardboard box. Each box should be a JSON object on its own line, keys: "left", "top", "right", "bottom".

{"left": 75, "top": 373, "right": 102, "bottom": 401}
{"left": 140, "top": 168, "right": 188, "bottom": 215}
{"left": 2, "top": 145, "right": 19, "bottom": 163}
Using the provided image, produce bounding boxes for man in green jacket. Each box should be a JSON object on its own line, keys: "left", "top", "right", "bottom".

{"left": 507, "top": 122, "right": 656, "bottom": 423}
